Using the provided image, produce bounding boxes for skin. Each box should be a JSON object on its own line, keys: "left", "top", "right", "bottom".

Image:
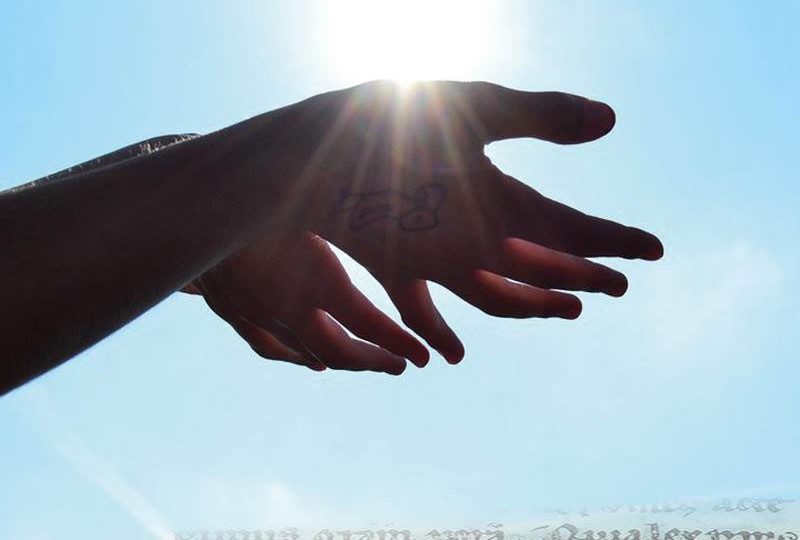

{"left": 183, "top": 232, "right": 430, "bottom": 375}
{"left": 0, "top": 80, "right": 663, "bottom": 396}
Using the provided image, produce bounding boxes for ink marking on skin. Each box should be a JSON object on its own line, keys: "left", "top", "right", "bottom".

{"left": 336, "top": 181, "right": 447, "bottom": 231}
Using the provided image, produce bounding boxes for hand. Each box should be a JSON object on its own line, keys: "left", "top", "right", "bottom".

{"left": 190, "top": 81, "right": 663, "bottom": 373}
{"left": 183, "top": 232, "right": 461, "bottom": 374}
{"left": 258, "top": 81, "right": 662, "bottom": 356}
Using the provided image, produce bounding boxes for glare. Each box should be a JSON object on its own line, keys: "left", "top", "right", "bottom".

{"left": 319, "top": 0, "right": 497, "bottom": 83}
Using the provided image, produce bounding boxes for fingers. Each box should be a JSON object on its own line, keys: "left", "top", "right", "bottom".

{"left": 382, "top": 279, "right": 465, "bottom": 364}
{"left": 538, "top": 196, "right": 665, "bottom": 260}
{"left": 492, "top": 171, "right": 663, "bottom": 261}
{"left": 324, "top": 283, "right": 430, "bottom": 368}
{"left": 302, "top": 234, "right": 430, "bottom": 367}
{"left": 500, "top": 237, "right": 629, "bottom": 297}
{"left": 227, "top": 317, "right": 327, "bottom": 372}
{"left": 460, "top": 82, "right": 616, "bottom": 145}
{"left": 195, "top": 234, "right": 426, "bottom": 374}
{"left": 294, "top": 309, "right": 408, "bottom": 375}
{"left": 446, "top": 269, "right": 583, "bottom": 320}
{"left": 210, "top": 292, "right": 406, "bottom": 375}
{"left": 196, "top": 279, "right": 326, "bottom": 371}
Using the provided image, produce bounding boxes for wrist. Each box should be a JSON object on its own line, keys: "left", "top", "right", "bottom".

{"left": 221, "top": 96, "right": 341, "bottom": 236}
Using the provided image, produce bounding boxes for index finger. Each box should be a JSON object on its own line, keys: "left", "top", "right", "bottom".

{"left": 538, "top": 195, "right": 665, "bottom": 261}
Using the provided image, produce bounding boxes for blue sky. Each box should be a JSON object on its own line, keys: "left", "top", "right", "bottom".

{"left": 1, "top": 1, "right": 799, "bottom": 539}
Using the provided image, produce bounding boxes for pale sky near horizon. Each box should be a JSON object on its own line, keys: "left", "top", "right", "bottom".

{"left": 1, "top": 2, "right": 799, "bottom": 539}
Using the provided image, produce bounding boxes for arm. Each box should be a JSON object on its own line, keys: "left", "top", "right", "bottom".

{"left": 9, "top": 132, "right": 431, "bottom": 381}
{"left": 35, "top": 133, "right": 200, "bottom": 182}
{"left": 0, "top": 108, "right": 299, "bottom": 395}
{"left": 1, "top": 80, "right": 664, "bottom": 396}
{"left": 176, "top": 82, "right": 663, "bottom": 378}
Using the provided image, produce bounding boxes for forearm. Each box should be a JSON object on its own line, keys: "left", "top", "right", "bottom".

{"left": 38, "top": 133, "right": 201, "bottom": 182}
{"left": 0, "top": 112, "right": 294, "bottom": 395}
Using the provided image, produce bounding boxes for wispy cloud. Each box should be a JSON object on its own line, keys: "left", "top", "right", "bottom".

{"left": 12, "top": 386, "right": 173, "bottom": 540}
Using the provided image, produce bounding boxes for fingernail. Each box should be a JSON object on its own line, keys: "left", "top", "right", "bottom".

{"left": 580, "top": 100, "right": 616, "bottom": 141}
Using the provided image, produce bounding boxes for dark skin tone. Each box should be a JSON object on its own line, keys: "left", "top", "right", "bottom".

{"left": 0, "top": 80, "right": 663, "bottom": 395}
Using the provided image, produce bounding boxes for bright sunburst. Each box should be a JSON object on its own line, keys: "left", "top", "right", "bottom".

{"left": 319, "top": 0, "right": 497, "bottom": 83}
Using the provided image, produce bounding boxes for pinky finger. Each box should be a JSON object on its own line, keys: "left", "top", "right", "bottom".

{"left": 325, "top": 285, "right": 430, "bottom": 368}
{"left": 229, "top": 317, "right": 327, "bottom": 372}
{"left": 196, "top": 280, "right": 326, "bottom": 371}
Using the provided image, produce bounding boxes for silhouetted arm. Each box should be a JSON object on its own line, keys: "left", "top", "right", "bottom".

{"left": 0, "top": 111, "right": 297, "bottom": 395}
{"left": 0, "top": 80, "right": 664, "bottom": 396}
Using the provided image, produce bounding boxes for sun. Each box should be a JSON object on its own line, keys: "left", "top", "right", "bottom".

{"left": 319, "top": 0, "right": 497, "bottom": 84}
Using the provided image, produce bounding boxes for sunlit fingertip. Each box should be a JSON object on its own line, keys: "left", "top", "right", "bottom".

{"left": 441, "top": 333, "right": 465, "bottom": 364}
{"left": 410, "top": 350, "right": 430, "bottom": 369}
{"left": 444, "top": 345, "right": 465, "bottom": 365}
{"left": 579, "top": 99, "right": 616, "bottom": 142}
{"left": 606, "top": 273, "right": 629, "bottom": 297}
{"left": 643, "top": 238, "right": 665, "bottom": 261}
{"left": 558, "top": 297, "right": 583, "bottom": 319}
{"left": 629, "top": 229, "right": 664, "bottom": 261}
{"left": 405, "top": 339, "right": 430, "bottom": 368}
{"left": 385, "top": 359, "right": 407, "bottom": 376}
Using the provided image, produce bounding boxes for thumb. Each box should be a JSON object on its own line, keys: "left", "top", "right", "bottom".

{"left": 461, "top": 82, "right": 616, "bottom": 145}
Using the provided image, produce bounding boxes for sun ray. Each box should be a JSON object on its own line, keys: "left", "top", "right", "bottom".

{"left": 427, "top": 84, "right": 499, "bottom": 269}
{"left": 326, "top": 90, "right": 387, "bottom": 250}
{"left": 279, "top": 91, "right": 362, "bottom": 240}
